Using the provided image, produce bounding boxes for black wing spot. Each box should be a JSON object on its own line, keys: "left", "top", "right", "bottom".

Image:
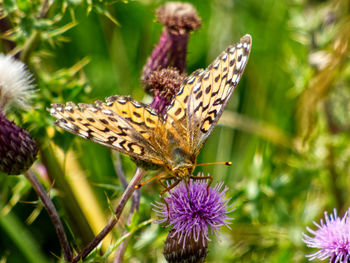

{"left": 133, "top": 112, "right": 141, "bottom": 118}
{"left": 213, "top": 98, "right": 223, "bottom": 106}
{"left": 230, "top": 59, "right": 235, "bottom": 66}
{"left": 183, "top": 95, "right": 189, "bottom": 103}
{"left": 119, "top": 140, "right": 127, "bottom": 150}
{"left": 205, "top": 84, "right": 211, "bottom": 94}
{"left": 146, "top": 117, "right": 156, "bottom": 124}
{"left": 72, "top": 124, "right": 80, "bottom": 132}
{"left": 87, "top": 118, "right": 95, "bottom": 123}
{"left": 108, "top": 117, "right": 118, "bottom": 122}
{"left": 195, "top": 90, "right": 203, "bottom": 100}
{"left": 238, "top": 54, "right": 242, "bottom": 62}
{"left": 194, "top": 101, "right": 203, "bottom": 113}
{"left": 108, "top": 136, "right": 117, "bottom": 143}
{"left": 100, "top": 119, "right": 109, "bottom": 124}
{"left": 117, "top": 126, "right": 128, "bottom": 136}
{"left": 212, "top": 89, "right": 219, "bottom": 96}
{"left": 87, "top": 129, "right": 94, "bottom": 139}
{"left": 59, "top": 118, "right": 68, "bottom": 124}
{"left": 174, "top": 108, "right": 182, "bottom": 116}
{"left": 101, "top": 127, "right": 110, "bottom": 132}
{"left": 214, "top": 75, "right": 220, "bottom": 83}
{"left": 208, "top": 109, "right": 218, "bottom": 118}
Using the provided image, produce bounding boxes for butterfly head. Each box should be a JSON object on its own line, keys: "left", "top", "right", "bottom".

{"left": 170, "top": 163, "right": 194, "bottom": 179}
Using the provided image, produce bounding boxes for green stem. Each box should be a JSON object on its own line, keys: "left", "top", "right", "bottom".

{"left": 72, "top": 167, "right": 146, "bottom": 263}
{"left": 40, "top": 144, "right": 95, "bottom": 247}
{"left": 25, "top": 170, "right": 72, "bottom": 261}
{"left": 20, "top": 30, "right": 41, "bottom": 65}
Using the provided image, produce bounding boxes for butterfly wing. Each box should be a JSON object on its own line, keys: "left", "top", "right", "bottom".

{"left": 49, "top": 34, "right": 251, "bottom": 170}
{"left": 49, "top": 96, "right": 169, "bottom": 166}
{"left": 166, "top": 34, "right": 252, "bottom": 155}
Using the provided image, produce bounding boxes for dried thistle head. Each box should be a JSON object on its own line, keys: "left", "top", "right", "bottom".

{"left": 141, "top": 2, "right": 201, "bottom": 86}
{"left": 144, "top": 68, "right": 185, "bottom": 115}
{"left": 156, "top": 2, "right": 201, "bottom": 35}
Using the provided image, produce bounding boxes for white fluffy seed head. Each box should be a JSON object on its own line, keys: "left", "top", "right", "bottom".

{"left": 0, "top": 54, "right": 34, "bottom": 112}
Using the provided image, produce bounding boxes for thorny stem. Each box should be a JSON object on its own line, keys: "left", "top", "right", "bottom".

{"left": 72, "top": 167, "right": 146, "bottom": 263}
{"left": 113, "top": 153, "right": 141, "bottom": 263}
{"left": 24, "top": 170, "right": 72, "bottom": 262}
{"left": 113, "top": 189, "right": 140, "bottom": 263}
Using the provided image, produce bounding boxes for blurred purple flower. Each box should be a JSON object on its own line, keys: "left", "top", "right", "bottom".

{"left": 153, "top": 176, "right": 234, "bottom": 247}
{"left": 302, "top": 209, "right": 350, "bottom": 263}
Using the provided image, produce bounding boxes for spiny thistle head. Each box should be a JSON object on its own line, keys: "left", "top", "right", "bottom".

{"left": 153, "top": 176, "right": 234, "bottom": 262}
{"left": 0, "top": 54, "right": 38, "bottom": 175}
{"left": 302, "top": 209, "right": 350, "bottom": 263}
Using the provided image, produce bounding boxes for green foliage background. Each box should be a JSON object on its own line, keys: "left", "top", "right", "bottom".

{"left": 1, "top": 0, "right": 350, "bottom": 262}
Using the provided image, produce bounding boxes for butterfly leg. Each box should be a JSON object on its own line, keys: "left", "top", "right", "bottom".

{"left": 135, "top": 171, "right": 168, "bottom": 189}
{"left": 189, "top": 174, "right": 213, "bottom": 195}
{"left": 159, "top": 177, "right": 180, "bottom": 225}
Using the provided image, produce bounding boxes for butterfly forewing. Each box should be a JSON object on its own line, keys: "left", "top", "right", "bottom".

{"left": 50, "top": 97, "right": 166, "bottom": 165}
{"left": 166, "top": 34, "right": 252, "bottom": 155}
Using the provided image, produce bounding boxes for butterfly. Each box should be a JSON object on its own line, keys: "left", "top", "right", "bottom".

{"left": 49, "top": 34, "right": 252, "bottom": 193}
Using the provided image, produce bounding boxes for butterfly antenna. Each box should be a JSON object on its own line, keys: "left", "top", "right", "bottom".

{"left": 194, "top": 161, "right": 232, "bottom": 167}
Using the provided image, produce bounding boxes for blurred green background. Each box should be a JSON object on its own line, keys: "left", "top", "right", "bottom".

{"left": 1, "top": 0, "right": 350, "bottom": 262}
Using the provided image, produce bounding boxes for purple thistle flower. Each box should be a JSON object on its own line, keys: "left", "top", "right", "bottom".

{"left": 302, "top": 209, "right": 350, "bottom": 263}
{"left": 153, "top": 176, "right": 234, "bottom": 247}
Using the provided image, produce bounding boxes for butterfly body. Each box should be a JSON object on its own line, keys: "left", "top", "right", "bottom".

{"left": 49, "top": 34, "right": 252, "bottom": 185}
